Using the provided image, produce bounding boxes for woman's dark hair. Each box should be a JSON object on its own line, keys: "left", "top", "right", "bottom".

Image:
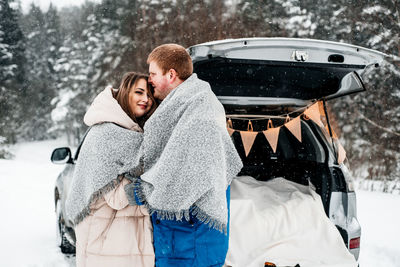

{"left": 113, "top": 72, "right": 157, "bottom": 128}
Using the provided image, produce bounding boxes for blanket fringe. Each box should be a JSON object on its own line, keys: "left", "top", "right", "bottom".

{"left": 72, "top": 177, "right": 123, "bottom": 225}
{"left": 133, "top": 178, "right": 228, "bottom": 234}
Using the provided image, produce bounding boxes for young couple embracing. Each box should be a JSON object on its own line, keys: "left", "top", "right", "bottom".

{"left": 65, "top": 44, "right": 243, "bottom": 267}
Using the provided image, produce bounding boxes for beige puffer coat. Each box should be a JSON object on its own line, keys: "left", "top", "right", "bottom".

{"left": 75, "top": 179, "right": 154, "bottom": 267}
{"left": 75, "top": 86, "right": 155, "bottom": 267}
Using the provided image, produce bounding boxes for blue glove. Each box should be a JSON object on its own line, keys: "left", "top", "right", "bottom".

{"left": 124, "top": 175, "right": 144, "bottom": 206}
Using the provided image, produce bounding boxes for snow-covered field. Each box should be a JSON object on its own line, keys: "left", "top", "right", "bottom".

{"left": 0, "top": 139, "right": 399, "bottom": 267}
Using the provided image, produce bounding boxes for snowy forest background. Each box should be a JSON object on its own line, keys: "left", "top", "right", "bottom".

{"left": 1, "top": 0, "right": 399, "bottom": 192}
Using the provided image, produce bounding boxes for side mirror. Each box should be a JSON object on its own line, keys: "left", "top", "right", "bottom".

{"left": 51, "top": 147, "right": 73, "bottom": 164}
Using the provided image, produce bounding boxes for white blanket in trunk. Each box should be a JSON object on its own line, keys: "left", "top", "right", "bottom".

{"left": 225, "top": 176, "right": 357, "bottom": 267}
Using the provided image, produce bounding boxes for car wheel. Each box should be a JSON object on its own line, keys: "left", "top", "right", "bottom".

{"left": 56, "top": 200, "right": 75, "bottom": 254}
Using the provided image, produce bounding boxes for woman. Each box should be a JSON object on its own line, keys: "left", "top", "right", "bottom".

{"left": 65, "top": 72, "right": 157, "bottom": 267}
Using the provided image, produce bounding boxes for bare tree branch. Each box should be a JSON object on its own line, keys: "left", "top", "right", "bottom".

{"left": 356, "top": 110, "right": 400, "bottom": 137}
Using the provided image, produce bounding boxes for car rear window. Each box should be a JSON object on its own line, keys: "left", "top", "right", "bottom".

{"left": 194, "top": 58, "right": 365, "bottom": 100}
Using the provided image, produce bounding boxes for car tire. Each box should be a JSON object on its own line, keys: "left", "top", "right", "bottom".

{"left": 56, "top": 200, "right": 75, "bottom": 254}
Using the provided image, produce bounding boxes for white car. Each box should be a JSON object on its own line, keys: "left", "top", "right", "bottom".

{"left": 188, "top": 37, "right": 386, "bottom": 262}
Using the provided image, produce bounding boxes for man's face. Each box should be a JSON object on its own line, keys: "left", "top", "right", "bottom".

{"left": 148, "top": 61, "right": 171, "bottom": 100}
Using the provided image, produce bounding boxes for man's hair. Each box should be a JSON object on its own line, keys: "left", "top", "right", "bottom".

{"left": 147, "top": 44, "right": 193, "bottom": 80}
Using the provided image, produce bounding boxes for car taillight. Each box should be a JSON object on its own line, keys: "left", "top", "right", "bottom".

{"left": 350, "top": 237, "right": 360, "bottom": 249}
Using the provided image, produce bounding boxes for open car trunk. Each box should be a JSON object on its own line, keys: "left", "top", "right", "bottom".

{"left": 189, "top": 37, "right": 386, "bottom": 108}
{"left": 189, "top": 37, "right": 386, "bottom": 200}
{"left": 224, "top": 116, "right": 358, "bottom": 267}
{"left": 229, "top": 116, "right": 336, "bottom": 212}
{"left": 189, "top": 38, "right": 386, "bottom": 265}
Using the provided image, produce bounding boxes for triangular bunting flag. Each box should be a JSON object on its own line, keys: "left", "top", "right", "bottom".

{"left": 337, "top": 141, "right": 346, "bottom": 164}
{"left": 263, "top": 127, "right": 280, "bottom": 153}
{"left": 304, "top": 102, "right": 324, "bottom": 127}
{"left": 285, "top": 116, "right": 302, "bottom": 142}
{"left": 240, "top": 131, "right": 258, "bottom": 157}
{"left": 227, "top": 127, "right": 235, "bottom": 137}
{"left": 318, "top": 101, "right": 326, "bottom": 116}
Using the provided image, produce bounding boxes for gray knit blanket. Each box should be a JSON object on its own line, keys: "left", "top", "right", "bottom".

{"left": 65, "top": 123, "right": 143, "bottom": 225}
{"left": 126, "top": 74, "right": 243, "bottom": 232}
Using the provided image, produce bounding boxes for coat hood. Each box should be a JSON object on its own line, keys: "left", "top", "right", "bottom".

{"left": 84, "top": 86, "right": 142, "bottom": 132}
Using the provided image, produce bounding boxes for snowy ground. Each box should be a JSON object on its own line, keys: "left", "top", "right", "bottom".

{"left": 0, "top": 139, "right": 399, "bottom": 267}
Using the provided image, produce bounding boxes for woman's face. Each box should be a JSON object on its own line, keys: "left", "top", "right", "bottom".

{"left": 128, "top": 78, "right": 153, "bottom": 118}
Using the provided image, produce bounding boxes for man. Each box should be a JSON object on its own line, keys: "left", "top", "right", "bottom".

{"left": 126, "top": 44, "right": 242, "bottom": 267}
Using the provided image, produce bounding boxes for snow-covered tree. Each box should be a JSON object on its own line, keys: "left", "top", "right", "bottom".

{"left": 227, "top": 0, "right": 287, "bottom": 38}
{"left": 0, "top": 0, "right": 25, "bottom": 146}
{"left": 0, "top": 135, "right": 12, "bottom": 159}
{"left": 330, "top": 0, "right": 400, "bottom": 183}
{"left": 52, "top": 0, "right": 133, "bottom": 143}
{"left": 0, "top": 19, "right": 14, "bottom": 141}
{"left": 280, "top": 0, "right": 315, "bottom": 38}
{"left": 1, "top": 0, "right": 396, "bottom": 185}
{"left": 17, "top": 3, "right": 64, "bottom": 140}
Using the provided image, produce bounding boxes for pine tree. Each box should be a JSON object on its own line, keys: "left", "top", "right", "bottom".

{"left": 326, "top": 0, "right": 400, "bottom": 184}
{"left": 171, "top": 0, "right": 230, "bottom": 45}
{"left": 0, "top": 22, "right": 13, "bottom": 157}
{"left": 19, "top": 3, "right": 60, "bottom": 140}
{"left": 352, "top": 0, "right": 400, "bottom": 183}
{"left": 52, "top": 0, "right": 133, "bottom": 144}
{"left": 0, "top": 0, "right": 26, "bottom": 145}
{"left": 231, "top": 0, "right": 287, "bottom": 38}
{"left": 52, "top": 35, "right": 87, "bottom": 144}
{"left": 45, "top": 3, "right": 62, "bottom": 79}
{"left": 0, "top": 16, "right": 13, "bottom": 123}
